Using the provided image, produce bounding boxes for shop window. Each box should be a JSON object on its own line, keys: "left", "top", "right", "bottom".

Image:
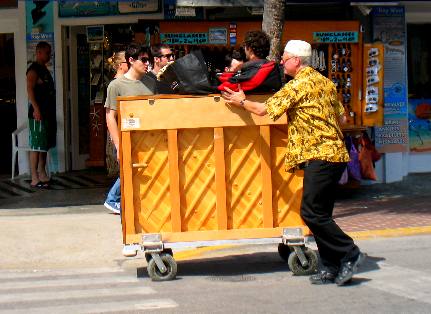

{"left": 407, "top": 24, "right": 431, "bottom": 98}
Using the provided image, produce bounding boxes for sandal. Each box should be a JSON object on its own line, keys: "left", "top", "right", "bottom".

{"left": 30, "top": 181, "right": 49, "bottom": 188}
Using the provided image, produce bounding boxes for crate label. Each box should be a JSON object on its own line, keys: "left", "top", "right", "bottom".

{"left": 122, "top": 118, "right": 140, "bottom": 129}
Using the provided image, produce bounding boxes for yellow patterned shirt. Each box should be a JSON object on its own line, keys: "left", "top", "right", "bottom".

{"left": 266, "top": 66, "right": 350, "bottom": 172}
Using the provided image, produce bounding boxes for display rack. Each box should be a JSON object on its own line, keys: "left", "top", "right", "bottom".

{"left": 86, "top": 42, "right": 106, "bottom": 167}
{"left": 328, "top": 43, "right": 358, "bottom": 126}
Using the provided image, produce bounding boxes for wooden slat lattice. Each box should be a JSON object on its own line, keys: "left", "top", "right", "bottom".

{"left": 131, "top": 130, "right": 172, "bottom": 233}
{"left": 270, "top": 125, "right": 304, "bottom": 227}
{"left": 178, "top": 129, "right": 217, "bottom": 231}
{"left": 225, "top": 127, "right": 263, "bottom": 229}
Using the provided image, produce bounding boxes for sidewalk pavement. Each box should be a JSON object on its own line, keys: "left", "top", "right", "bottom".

{"left": 334, "top": 172, "right": 431, "bottom": 236}
{"left": 1, "top": 171, "right": 430, "bottom": 233}
{"left": 0, "top": 171, "right": 430, "bottom": 270}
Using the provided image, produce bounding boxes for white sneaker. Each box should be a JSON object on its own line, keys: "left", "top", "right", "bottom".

{"left": 104, "top": 201, "right": 121, "bottom": 214}
{"left": 122, "top": 245, "right": 137, "bottom": 257}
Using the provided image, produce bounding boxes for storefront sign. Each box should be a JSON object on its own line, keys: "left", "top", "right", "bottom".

{"left": 372, "top": 6, "right": 409, "bottom": 152}
{"left": 313, "top": 31, "right": 358, "bottom": 43}
{"left": 118, "top": 0, "right": 161, "bottom": 14}
{"left": 164, "top": 0, "right": 203, "bottom": 20}
{"left": 160, "top": 33, "right": 208, "bottom": 45}
{"left": 374, "top": 119, "right": 408, "bottom": 149}
{"left": 86, "top": 25, "right": 104, "bottom": 43}
{"left": 59, "top": 1, "right": 116, "bottom": 17}
{"left": 176, "top": 0, "right": 263, "bottom": 6}
{"left": 175, "top": 7, "right": 196, "bottom": 16}
{"left": 26, "top": 1, "right": 54, "bottom": 34}
{"left": 229, "top": 22, "right": 237, "bottom": 45}
{"left": 209, "top": 28, "right": 227, "bottom": 45}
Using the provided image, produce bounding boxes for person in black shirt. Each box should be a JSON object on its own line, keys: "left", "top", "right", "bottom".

{"left": 141, "top": 43, "right": 176, "bottom": 94}
{"left": 26, "top": 41, "right": 56, "bottom": 188}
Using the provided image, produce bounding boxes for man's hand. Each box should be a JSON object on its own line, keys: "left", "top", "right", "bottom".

{"left": 221, "top": 85, "right": 245, "bottom": 107}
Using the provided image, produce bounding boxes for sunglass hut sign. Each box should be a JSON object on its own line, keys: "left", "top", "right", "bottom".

{"left": 313, "top": 31, "right": 358, "bottom": 43}
{"left": 160, "top": 33, "right": 208, "bottom": 45}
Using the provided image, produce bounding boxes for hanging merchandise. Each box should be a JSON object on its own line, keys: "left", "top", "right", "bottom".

{"left": 338, "top": 167, "right": 349, "bottom": 185}
{"left": 358, "top": 131, "right": 381, "bottom": 180}
{"left": 311, "top": 48, "right": 319, "bottom": 69}
{"left": 364, "top": 46, "right": 383, "bottom": 113}
{"left": 346, "top": 136, "right": 362, "bottom": 181}
{"left": 328, "top": 42, "right": 356, "bottom": 124}
{"left": 318, "top": 50, "right": 326, "bottom": 71}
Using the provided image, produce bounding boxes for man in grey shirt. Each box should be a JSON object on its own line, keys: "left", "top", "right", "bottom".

{"left": 104, "top": 44, "right": 152, "bottom": 256}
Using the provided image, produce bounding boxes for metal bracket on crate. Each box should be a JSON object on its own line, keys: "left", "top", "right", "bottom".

{"left": 282, "top": 227, "right": 305, "bottom": 246}
{"left": 142, "top": 233, "right": 163, "bottom": 252}
{"left": 151, "top": 252, "right": 167, "bottom": 273}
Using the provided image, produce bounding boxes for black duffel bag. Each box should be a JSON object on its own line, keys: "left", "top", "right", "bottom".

{"left": 158, "top": 50, "right": 216, "bottom": 94}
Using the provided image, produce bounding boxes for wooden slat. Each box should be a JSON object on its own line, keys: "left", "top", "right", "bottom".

{"left": 119, "top": 95, "right": 286, "bottom": 131}
{"left": 121, "top": 132, "right": 136, "bottom": 237}
{"left": 260, "top": 126, "right": 273, "bottom": 228}
{"left": 214, "top": 128, "right": 227, "bottom": 230}
{"left": 168, "top": 129, "right": 181, "bottom": 232}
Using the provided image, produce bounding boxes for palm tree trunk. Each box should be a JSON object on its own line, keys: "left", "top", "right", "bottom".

{"left": 262, "top": 0, "right": 286, "bottom": 63}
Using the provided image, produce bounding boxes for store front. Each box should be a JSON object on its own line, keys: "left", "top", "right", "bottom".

{"left": 0, "top": 1, "right": 26, "bottom": 178}
{"left": 9, "top": 1, "right": 431, "bottom": 184}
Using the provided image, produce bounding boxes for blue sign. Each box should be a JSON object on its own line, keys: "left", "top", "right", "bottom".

{"left": 313, "top": 31, "right": 358, "bottom": 43}
{"left": 160, "top": 33, "right": 208, "bottom": 45}
{"left": 372, "top": 6, "right": 409, "bottom": 152}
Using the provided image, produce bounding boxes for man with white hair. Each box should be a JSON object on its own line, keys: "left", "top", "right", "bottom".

{"left": 222, "top": 39, "right": 365, "bottom": 286}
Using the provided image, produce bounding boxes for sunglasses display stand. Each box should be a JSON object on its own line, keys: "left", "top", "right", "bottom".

{"left": 362, "top": 43, "right": 385, "bottom": 127}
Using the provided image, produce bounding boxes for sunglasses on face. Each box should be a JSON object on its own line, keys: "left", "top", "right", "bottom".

{"left": 136, "top": 56, "right": 150, "bottom": 63}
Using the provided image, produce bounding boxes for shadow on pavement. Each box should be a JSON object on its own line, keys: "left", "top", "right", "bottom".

{"left": 136, "top": 251, "right": 384, "bottom": 281}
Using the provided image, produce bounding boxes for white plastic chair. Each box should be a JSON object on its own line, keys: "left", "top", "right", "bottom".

{"left": 11, "top": 123, "right": 50, "bottom": 179}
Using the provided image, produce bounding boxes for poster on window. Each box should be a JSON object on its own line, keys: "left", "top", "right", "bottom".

{"left": 209, "top": 28, "right": 227, "bottom": 45}
{"left": 408, "top": 99, "right": 431, "bottom": 152}
{"left": 372, "top": 6, "right": 409, "bottom": 153}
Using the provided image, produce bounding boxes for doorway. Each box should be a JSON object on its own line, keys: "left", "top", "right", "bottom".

{"left": 0, "top": 33, "right": 16, "bottom": 176}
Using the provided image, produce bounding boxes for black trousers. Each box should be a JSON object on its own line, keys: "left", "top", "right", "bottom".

{"left": 300, "top": 160, "right": 359, "bottom": 273}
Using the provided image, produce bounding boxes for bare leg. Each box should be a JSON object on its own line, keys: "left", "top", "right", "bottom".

{"left": 38, "top": 152, "right": 49, "bottom": 182}
{"left": 30, "top": 151, "right": 40, "bottom": 186}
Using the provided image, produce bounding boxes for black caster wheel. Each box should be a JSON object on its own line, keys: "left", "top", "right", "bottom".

{"left": 145, "top": 249, "right": 173, "bottom": 263}
{"left": 288, "top": 247, "right": 318, "bottom": 276}
{"left": 147, "top": 252, "right": 178, "bottom": 281}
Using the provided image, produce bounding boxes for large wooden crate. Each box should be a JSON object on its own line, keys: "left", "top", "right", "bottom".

{"left": 118, "top": 95, "right": 307, "bottom": 245}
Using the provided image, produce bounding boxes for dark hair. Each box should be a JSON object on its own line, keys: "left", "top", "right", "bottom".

{"left": 150, "top": 43, "right": 171, "bottom": 58}
{"left": 243, "top": 31, "right": 270, "bottom": 59}
{"left": 224, "top": 48, "right": 246, "bottom": 68}
{"left": 36, "top": 41, "right": 51, "bottom": 51}
{"left": 125, "top": 43, "right": 149, "bottom": 66}
{"left": 231, "top": 48, "right": 246, "bottom": 62}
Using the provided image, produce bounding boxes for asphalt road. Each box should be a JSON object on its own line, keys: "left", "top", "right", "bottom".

{"left": 0, "top": 204, "right": 430, "bottom": 313}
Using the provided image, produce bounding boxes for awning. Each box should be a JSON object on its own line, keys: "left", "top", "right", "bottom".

{"left": 176, "top": 0, "right": 264, "bottom": 7}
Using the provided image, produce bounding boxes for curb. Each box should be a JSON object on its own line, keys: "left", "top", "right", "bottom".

{"left": 173, "top": 226, "right": 431, "bottom": 261}
{"left": 348, "top": 225, "right": 431, "bottom": 240}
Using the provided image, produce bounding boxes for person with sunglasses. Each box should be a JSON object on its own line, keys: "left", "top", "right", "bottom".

{"left": 104, "top": 43, "right": 153, "bottom": 257}
{"left": 222, "top": 40, "right": 365, "bottom": 286}
{"left": 142, "top": 43, "right": 176, "bottom": 94}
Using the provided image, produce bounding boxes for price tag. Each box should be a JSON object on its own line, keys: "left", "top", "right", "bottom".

{"left": 122, "top": 118, "right": 140, "bottom": 129}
